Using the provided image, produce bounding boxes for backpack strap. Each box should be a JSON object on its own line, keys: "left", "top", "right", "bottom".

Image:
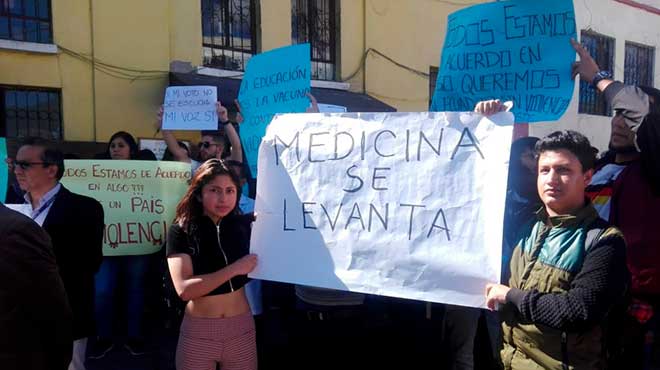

{"left": 585, "top": 218, "right": 609, "bottom": 251}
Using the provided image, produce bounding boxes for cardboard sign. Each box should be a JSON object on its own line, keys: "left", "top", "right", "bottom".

{"left": 238, "top": 44, "right": 312, "bottom": 174}
{"left": 60, "top": 160, "right": 190, "bottom": 256}
{"left": 431, "top": 0, "right": 577, "bottom": 123}
{"left": 162, "top": 86, "right": 218, "bottom": 131}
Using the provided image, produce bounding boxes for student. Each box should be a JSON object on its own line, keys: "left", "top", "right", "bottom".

{"left": 167, "top": 159, "right": 258, "bottom": 370}
{"left": 89, "top": 131, "right": 154, "bottom": 359}
{"left": 572, "top": 38, "right": 660, "bottom": 369}
{"left": 485, "top": 130, "right": 629, "bottom": 370}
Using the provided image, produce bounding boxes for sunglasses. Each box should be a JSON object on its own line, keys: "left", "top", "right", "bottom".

{"left": 198, "top": 141, "right": 218, "bottom": 149}
{"left": 12, "top": 160, "right": 52, "bottom": 170}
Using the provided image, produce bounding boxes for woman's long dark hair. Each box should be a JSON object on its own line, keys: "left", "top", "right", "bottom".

{"left": 174, "top": 159, "right": 242, "bottom": 229}
{"left": 107, "top": 131, "right": 139, "bottom": 159}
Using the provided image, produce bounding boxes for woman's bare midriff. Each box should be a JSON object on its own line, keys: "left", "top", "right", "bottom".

{"left": 185, "top": 287, "right": 251, "bottom": 318}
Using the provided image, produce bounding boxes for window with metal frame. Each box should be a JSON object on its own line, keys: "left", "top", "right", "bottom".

{"left": 624, "top": 42, "right": 655, "bottom": 87}
{"left": 201, "top": 0, "right": 257, "bottom": 71}
{"left": 0, "top": 0, "right": 52, "bottom": 43}
{"left": 291, "top": 0, "right": 338, "bottom": 81}
{"left": 0, "top": 86, "right": 62, "bottom": 140}
{"left": 578, "top": 31, "right": 615, "bottom": 116}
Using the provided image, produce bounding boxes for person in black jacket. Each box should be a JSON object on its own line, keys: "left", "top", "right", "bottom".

{"left": 167, "top": 159, "right": 258, "bottom": 370}
{"left": 0, "top": 203, "right": 73, "bottom": 370}
{"left": 13, "top": 137, "right": 104, "bottom": 370}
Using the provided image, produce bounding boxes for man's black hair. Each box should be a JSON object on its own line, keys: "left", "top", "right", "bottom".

{"left": 225, "top": 159, "right": 248, "bottom": 180}
{"left": 200, "top": 130, "right": 226, "bottom": 144}
{"left": 534, "top": 130, "right": 596, "bottom": 172}
{"left": 639, "top": 86, "right": 660, "bottom": 114}
{"left": 19, "top": 137, "right": 65, "bottom": 180}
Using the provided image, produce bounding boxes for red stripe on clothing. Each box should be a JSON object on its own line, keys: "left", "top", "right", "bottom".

{"left": 176, "top": 312, "right": 257, "bottom": 370}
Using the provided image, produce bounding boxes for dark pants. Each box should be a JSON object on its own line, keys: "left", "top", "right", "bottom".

{"left": 291, "top": 300, "right": 368, "bottom": 370}
{"left": 618, "top": 312, "right": 660, "bottom": 370}
{"left": 376, "top": 297, "right": 445, "bottom": 369}
{"left": 95, "top": 255, "right": 151, "bottom": 339}
{"left": 442, "top": 305, "right": 502, "bottom": 370}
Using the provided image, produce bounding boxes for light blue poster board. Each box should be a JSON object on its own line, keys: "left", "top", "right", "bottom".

{"left": 318, "top": 104, "right": 347, "bottom": 113}
{"left": 431, "top": 0, "right": 577, "bottom": 123}
{"left": 238, "top": 44, "right": 311, "bottom": 174}
{"left": 0, "top": 138, "right": 7, "bottom": 203}
{"left": 162, "top": 86, "right": 218, "bottom": 131}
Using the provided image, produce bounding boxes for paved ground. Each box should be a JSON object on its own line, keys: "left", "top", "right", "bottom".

{"left": 84, "top": 280, "right": 660, "bottom": 370}
{"left": 86, "top": 332, "right": 178, "bottom": 370}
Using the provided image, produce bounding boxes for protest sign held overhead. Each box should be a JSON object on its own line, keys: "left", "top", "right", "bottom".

{"left": 60, "top": 160, "right": 190, "bottom": 256}
{"left": 431, "top": 0, "right": 576, "bottom": 123}
{"left": 250, "top": 111, "right": 513, "bottom": 308}
{"left": 162, "top": 86, "right": 218, "bottom": 131}
{"left": 238, "top": 44, "right": 311, "bottom": 175}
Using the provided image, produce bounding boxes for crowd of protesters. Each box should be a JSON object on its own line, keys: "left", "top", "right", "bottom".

{"left": 1, "top": 39, "right": 659, "bottom": 370}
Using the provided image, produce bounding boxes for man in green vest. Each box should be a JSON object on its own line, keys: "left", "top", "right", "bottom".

{"left": 485, "top": 129, "right": 629, "bottom": 370}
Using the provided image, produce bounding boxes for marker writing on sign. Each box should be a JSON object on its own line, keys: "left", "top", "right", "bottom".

{"left": 272, "top": 127, "right": 485, "bottom": 166}
{"left": 282, "top": 199, "right": 451, "bottom": 242}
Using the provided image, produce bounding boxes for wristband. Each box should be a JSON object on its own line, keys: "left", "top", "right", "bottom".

{"left": 591, "top": 70, "right": 612, "bottom": 88}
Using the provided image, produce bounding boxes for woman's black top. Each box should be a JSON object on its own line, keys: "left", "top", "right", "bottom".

{"left": 167, "top": 213, "right": 253, "bottom": 297}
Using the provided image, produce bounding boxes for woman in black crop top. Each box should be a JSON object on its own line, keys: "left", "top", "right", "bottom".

{"left": 167, "top": 159, "right": 258, "bottom": 370}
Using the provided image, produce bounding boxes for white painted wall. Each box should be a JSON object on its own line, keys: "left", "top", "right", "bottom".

{"left": 529, "top": 0, "right": 660, "bottom": 151}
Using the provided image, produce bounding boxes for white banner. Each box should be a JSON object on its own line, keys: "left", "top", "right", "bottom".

{"left": 250, "top": 112, "right": 513, "bottom": 308}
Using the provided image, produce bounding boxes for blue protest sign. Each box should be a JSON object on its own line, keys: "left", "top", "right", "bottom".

{"left": 431, "top": 0, "right": 577, "bottom": 123}
{"left": 0, "top": 138, "right": 7, "bottom": 203}
{"left": 162, "top": 86, "right": 218, "bottom": 131}
{"left": 238, "top": 44, "right": 311, "bottom": 174}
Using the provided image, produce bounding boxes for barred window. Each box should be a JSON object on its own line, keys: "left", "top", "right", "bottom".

{"left": 0, "top": 86, "right": 62, "bottom": 140}
{"left": 0, "top": 0, "right": 52, "bottom": 43}
{"left": 202, "top": 0, "right": 257, "bottom": 71}
{"left": 625, "top": 42, "right": 655, "bottom": 87}
{"left": 578, "top": 31, "right": 615, "bottom": 116}
{"left": 292, "top": 0, "right": 338, "bottom": 81}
